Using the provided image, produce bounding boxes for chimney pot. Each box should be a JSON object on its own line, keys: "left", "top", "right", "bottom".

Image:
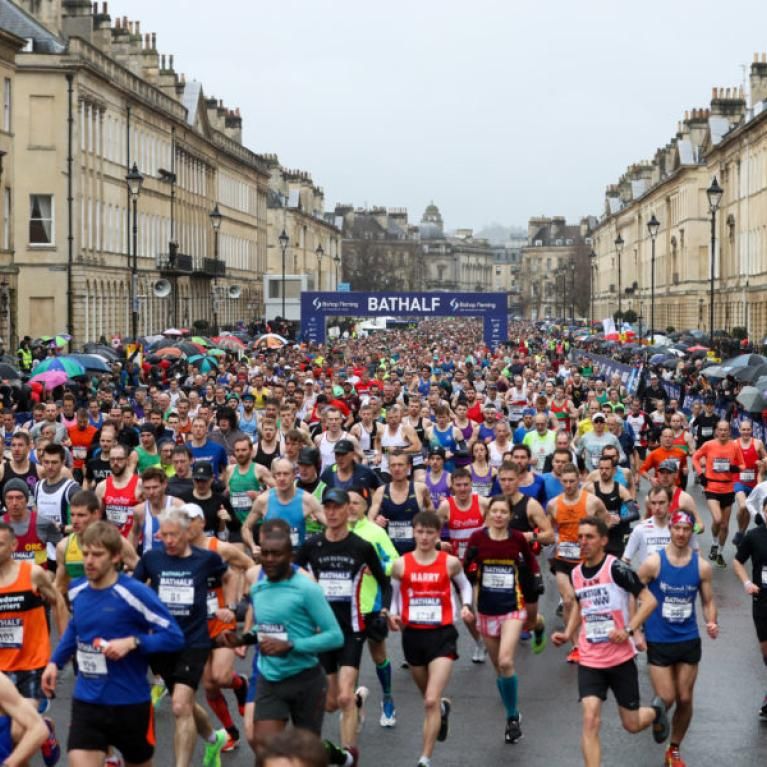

{"left": 763, "top": 52, "right": 767, "bottom": 63}
{"left": 755, "top": 52, "right": 759, "bottom": 63}
{"left": 711, "top": 86, "right": 717, "bottom": 98}
{"left": 103, "top": 2, "right": 108, "bottom": 13}
{"left": 114, "top": 16, "right": 120, "bottom": 28}
{"left": 169, "top": 54, "right": 174, "bottom": 69}
{"left": 161, "top": 54, "right": 165, "bottom": 68}
{"left": 122, "top": 16, "right": 127, "bottom": 28}
{"left": 151, "top": 32, "right": 156, "bottom": 49}
{"left": 135, "top": 21, "right": 140, "bottom": 35}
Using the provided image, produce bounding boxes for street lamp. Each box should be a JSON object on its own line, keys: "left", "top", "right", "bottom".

{"left": 615, "top": 233, "right": 624, "bottom": 324}
{"left": 647, "top": 213, "right": 660, "bottom": 344}
{"left": 333, "top": 252, "right": 341, "bottom": 288}
{"left": 707, "top": 176, "right": 724, "bottom": 348}
{"left": 125, "top": 162, "right": 143, "bottom": 339}
{"left": 278, "top": 229, "right": 289, "bottom": 319}
{"left": 209, "top": 203, "right": 222, "bottom": 332}
{"left": 589, "top": 251, "right": 596, "bottom": 329}
{"left": 315, "top": 244, "right": 324, "bottom": 291}
{"left": 569, "top": 261, "right": 575, "bottom": 323}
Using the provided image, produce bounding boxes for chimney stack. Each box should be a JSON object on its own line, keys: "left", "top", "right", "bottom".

{"left": 750, "top": 52, "right": 767, "bottom": 107}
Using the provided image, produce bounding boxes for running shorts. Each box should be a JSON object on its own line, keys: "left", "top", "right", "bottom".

{"left": 704, "top": 491, "right": 735, "bottom": 508}
{"left": 577, "top": 658, "right": 640, "bottom": 710}
{"left": 402, "top": 625, "right": 458, "bottom": 667}
{"left": 477, "top": 610, "right": 527, "bottom": 638}
{"left": 646, "top": 638, "right": 702, "bottom": 667}
{"left": 254, "top": 663, "right": 327, "bottom": 734}
{"left": 149, "top": 647, "right": 209, "bottom": 692}
{"left": 319, "top": 632, "right": 366, "bottom": 674}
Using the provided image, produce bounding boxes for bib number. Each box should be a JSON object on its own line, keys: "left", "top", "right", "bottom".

{"left": 230, "top": 492, "right": 251, "bottom": 509}
{"left": 106, "top": 506, "right": 129, "bottom": 525}
{"left": 701, "top": 427, "right": 713, "bottom": 437}
{"left": 389, "top": 523, "right": 414, "bottom": 541}
{"left": 76, "top": 645, "right": 108, "bottom": 676}
{"left": 256, "top": 623, "right": 288, "bottom": 643}
{"left": 0, "top": 619, "right": 22, "bottom": 648}
{"left": 740, "top": 470, "right": 755, "bottom": 483}
{"left": 319, "top": 573, "right": 353, "bottom": 600}
{"left": 761, "top": 566, "right": 767, "bottom": 588}
{"left": 661, "top": 599, "right": 693, "bottom": 623}
{"left": 207, "top": 592, "right": 219, "bottom": 618}
{"left": 584, "top": 615, "right": 614, "bottom": 643}
{"left": 482, "top": 566, "right": 515, "bottom": 591}
{"left": 289, "top": 529, "right": 299, "bottom": 548}
{"left": 712, "top": 458, "right": 730, "bottom": 473}
{"left": 73, "top": 447, "right": 88, "bottom": 460}
{"left": 557, "top": 541, "right": 581, "bottom": 560}
{"left": 159, "top": 583, "right": 194, "bottom": 606}
{"left": 409, "top": 598, "right": 442, "bottom": 624}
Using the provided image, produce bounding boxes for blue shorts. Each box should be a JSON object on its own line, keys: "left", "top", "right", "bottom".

{"left": 734, "top": 482, "right": 755, "bottom": 495}
{"left": 0, "top": 715, "right": 11, "bottom": 762}
{"left": 246, "top": 649, "right": 260, "bottom": 704}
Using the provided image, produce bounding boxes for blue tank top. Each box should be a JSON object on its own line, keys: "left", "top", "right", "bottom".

{"left": 645, "top": 549, "right": 700, "bottom": 643}
{"left": 519, "top": 474, "right": 546, "bottom": 505}
{"left": 265, "top": 488, "right": 306, "bottom": 548}
{"left": 380, "top": 480, "right": 420, "bottom": 554}
{"left": 431, "top": 426, "right": 458, "bottom": 472}
{"left": 478, "top": 424, "right": 496, "bottom": 443}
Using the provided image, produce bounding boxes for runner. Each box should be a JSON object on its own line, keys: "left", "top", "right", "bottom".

{"left": 733, "top": 419, "right": 767, "bottom": 546}
{"left": 387, "top": 510, "right": 475, "bottom": 767}
{"left": 551, "top": 516, "right": 669, "bottom": 767}
{"left": 0, "top": 670, "right": 48, "bottom": 767}
{"left": 42, "top": 521, "right": 185, "bottom": 767}
{"left": 656, "top": 460, "right": 705, "bottom": 532}
{"left": 463, "top": 496, "right": 539, "bottom": 744}
{"left": 95, "top": 443, "right": 143, "bottom": 539}
{"left": 0, "top": 433, "right": 40, "bottom": 499}
{"left": 467, "top": 441, "right": 495, "bottom": 497}
{"left": 130, "top": 468, "right": 185, "bottom": 555}
{"left": 424, "top": 448, "right": 451, "bottom": 510}
{"left": 638, "top": 509, "right": 718, "bottom": 767}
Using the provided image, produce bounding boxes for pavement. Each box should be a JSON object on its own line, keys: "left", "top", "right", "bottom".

{"left": 43, "top": 482, "right": 767, "bottom": 766}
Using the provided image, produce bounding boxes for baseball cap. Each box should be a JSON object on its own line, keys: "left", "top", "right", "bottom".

{"left": 180, "top": 502, "right": 205, "bottom": 520}
{"left": 334, "top": 439, "right": 355, "bottom": 455}
{"left": 192, "top": 462, "right": 213, "bottom": 480}
{"left": 591, "top": 413, "right": 606, "bottom": 423}
{"left": 522, "top": 407, "right": 536, "bottom": 417}
{"left": 241, "top": 392, "right": 255, "bottom": 401}
{"left": 323, "top": 488, "right": 350, "bottom": 505}
{"left": 658, "top": 459, "right": 678, "bottom": 472}
{"left": 297, "top": 447, "right": 320, "bottom": 466}
{"left": 429, "top": 445, "right": 446, "bottom": 458}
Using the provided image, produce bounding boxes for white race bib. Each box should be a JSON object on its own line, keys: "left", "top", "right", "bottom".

{"left": 712, "top": 458, "right": 730, "bottom": 473}
{"left": 409, "top": 597, "right": 442, "bottom": 624}
{"left": 482, "top": 566, "right": 515, "bottom": 591}
{"left": 584, "top": 614, "right": 614, "bottom": 643}
{"left": 76, "top": 645, "right": 108, "bottom": 676}
{"left": 557, "top": 541, "right": 581, "bottom": 560}
{"left": 701, "top": 427, "right": 713, "bottom": 437}
{"left": 761, "top": 566, "right": 767, "bottom": 588}
{"left": 73, "top": 446, "right": 88, "bottom": 460}
{"left": 230, "top": 492, "right": 251, "bottom": 509}
{"left": 207, "top": 592, "right": 219, "bottom": 618}
{"left": 289, "top": 529, "right": 299, "bottom": 548}
{"left": 159, "top": 583, "right": 194, "bottom": 606}
{"left": 661, "top": 598, "right": 693, "bottom": 623}
{"left": 740, "top": 470, "right": 755, "bottom": 483}
{"left": 389, "top": 523, "right": 414, "bottom": 541}
{"left": 256, "top": 623, "right": 288, "bottom": 642}
{"left": 0, "top": 619, "right": 22, "bottom": 648}
{"left": 106, "top": 506, "right": 129, "bottom": 525}
{"left": 319, "top": 573, "right": 353, "bottom": 600}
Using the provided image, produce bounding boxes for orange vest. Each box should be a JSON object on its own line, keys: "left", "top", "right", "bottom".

{"left": 555, "top": 490, "right": 590, "bottom": 562}
{"left": 0, "top": 561, "right": 49, "bottom": 671}
{"left": 204, "top": 537, "right": 236, "bottom": 639}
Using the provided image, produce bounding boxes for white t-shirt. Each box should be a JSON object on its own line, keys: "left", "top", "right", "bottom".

{"left": 623, "top": 517, "right": 698, "bottom": 565}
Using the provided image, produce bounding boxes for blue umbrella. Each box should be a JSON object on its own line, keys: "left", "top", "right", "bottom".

{"left": 187, "top": 354, "right": 219, "bottom": 373}
{"left": 649, "top": 353, "right": 666, "bottom": 365}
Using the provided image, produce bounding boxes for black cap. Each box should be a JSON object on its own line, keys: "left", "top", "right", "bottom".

{"left": 192, "top": 461, "right": 213, "bottom": 479}
{"left": 323, "top": 488, "right": 350, "bottom": 505}
{"left": 139, "top": 423, "right": 156, "bottom": 434}
{"left": 297, "top": 447, "right": 320, "bottom": 466}
{"left": 334, "top": 439, "right": 355, "bottom": 455}
{"left": 429, "top": 445, "right": 446, "bottom": 458}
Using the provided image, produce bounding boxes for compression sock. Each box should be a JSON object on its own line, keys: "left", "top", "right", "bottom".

{"left": 375, "top": 659, "right": 392, "bottom": 696}
{"left": 206, "top": 692, "right": 234, "bottom": 729}
{"left": 497, "top": 674, "right": 519, "bottom": 718}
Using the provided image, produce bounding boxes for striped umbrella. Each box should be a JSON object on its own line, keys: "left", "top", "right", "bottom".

{"left": 31, "top": 357, "right": 86, "bottom": 377}
{"left": 187, "top": 354, "right": 219, "bottom": 373}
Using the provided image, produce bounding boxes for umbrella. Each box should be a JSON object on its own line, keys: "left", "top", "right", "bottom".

{"left": 163, "top": 328, "right": 183, "bottom": 336}
{"left": 190, "top": 336, "right": 212, "bottom": 347}
{"left": 649, "top": 353, "right": 667, "bottom": 365}
{"left": 256, "top": 333, "right": 288, "bottom": 349}
{"left": 722, "top": 353, "right": 767, "bottom": 370}
{"left": 187, "top": 354, "right": 219, "bottom": 373}
{"left": 687, "top": 345, "right": 709, "bottom": 353}
{"left": 36, "top": 334, "right": 72, "bottom": 348}
{"left": 207, "top": 348, "right": 228, "bottom": 357}
{"left": 0, "top": 363, "right": 20, "bottom": 380}
{"left": 65, "top": 353, "right": 112, "bottom": 373}
{"left": 152, "top": 347, "right": 186, "bottom": 359}
{"left": 174, "top": 342, "right": 207, "bottom": 356}
{"left": 737, "top": 386, "right": 767, "bottom": 413}
{"left": 733, "top": 363, "right": 767, "bottom": 384}
{"left": 213, "top": 335, "right": 246, "bottom": 352}
{"left": 83, "top": 343, "right": 120, "bottom": 361}
{"left": 31, "top": 357, "right": 85, "bottom": 377}
{"left": 30, "top": 370, "right": 70, "bottom": 388}
{"left": 700, "top": 365, "right": 727, "bottom": 379}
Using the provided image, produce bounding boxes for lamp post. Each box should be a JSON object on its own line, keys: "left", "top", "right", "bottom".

{"left": 615, "top": 233, "right": 624, "bottom": 324}
{"left": 315, "top": 243, "right": 324, "bottom": 291}
{"left": 647, "top": 214, "right": 660, "bottom": 344}
{"left": 707, "top": 176, "right": 724, "bottom": 349}
{"left": 561, "top": 268, "right": 567, "bottom": 322}
{"left": 570, "top": 261, "right": 575, "bottom": 323}
{"left": 589, "top": 251, "right": 596, "bottom": 329}
{"left": 125, "top": 162, "right": 143, "bottom": 339}
{"left": 209, "top": 203, "right": 222, "bottom": 332}
{"left": 278, "top": 229, "right": 289, "bottom": 319}
{"left": 333, "top": 252, "right": 341, "bottom": 288}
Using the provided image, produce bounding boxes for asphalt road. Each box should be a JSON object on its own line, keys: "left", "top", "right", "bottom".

{"left": 44, "top": 482, "right": 767, "bottom": 766}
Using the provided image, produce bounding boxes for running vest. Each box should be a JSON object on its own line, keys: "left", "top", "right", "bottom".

{"left": 669, "top": 487, "right": 683, "bottom": 514}
{"left": 357, "top": 421, "right": 378, "bottom": 466}
{"left": 550, "top": 399, "right": 572, "bottom": 432}
{"left": 380, "top": 480, "right": 421, "bottom": 554}
{"left": 671, "top": 432, "right": 690, "bottom": 455}
{"left": 554, "top": 490, "right": 589, "bottom": 562}
{"left": 205, "top": 536, "right": 236, "bottom": 639}
{"left": 406, "top": 417, "right": 426, "bottom": 467}
{"left": 431, "top": 425, "right": 458, "bottom": 471}
{"left": 425, "top": 470, "right": 450, "bottom": 509}
{"left": 447, "top": 495, "right": 485, "bottom": 558}
{"left": 488, "top": 441, "right": 508, "bottom": 469}
{"left": 594, "top": 481, "right": 628, "bottom": 556}
{"left": 469, "top": 464, "right": 494, "bottom": 497}
{"left": 64, "top": 533, "right": 85, "bottom": 579}
{"left": 454, "top": 422, "right": 474, "bottom": 467}
{"left": 229, "top": 463, "right": 261, "bottom": 523}
{"left": 509, "top": 494, "right": 533, "bottom": 534}
{"left": 738, "top": 439, "right": 759, "bottom": 488}
{"left": 265, "top": 488, "right": 306, "bottom": 548}
{"left": 318, "top": 431, "right": 349, "bottom": 474}
{"left": 1, "top": 463, "right": 38, "bottom": 498}
{"left": 380, "top": 425, "right": 409, "bottom": 475}
{"left": 34, "top": 478, "right": 76, "bottom": 560}
{"left": 141, "top": 496, "right": 176, "bottom": 554}
{"left": 645, "top": 549, "right": 700, "bottom": 644}
{"left": 572, "top": 555, "right": 634, "bottom": 668}
{"left": 400, "top": 550, "right": 454, "bottom": 628}
{"left": 2, "top": 511, "right": 46, "bottom": 567}
{"left": 0, "top": 561, "right": 48, "bottom": 671}
{"left": 254, "top": 440, "right": 280, "bottom": 471}
{"left": 103, "top": 474, "right": 140, "bottom": 538}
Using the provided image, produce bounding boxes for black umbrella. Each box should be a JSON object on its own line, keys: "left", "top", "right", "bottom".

{"left": 733, "top": 363, "right": 767, "bottom": 383}
{"left": 0, "top": 363, "right": 20, "bottom": 380}
{"left": 83, "top": 343, "right": 120, "bottom": 361}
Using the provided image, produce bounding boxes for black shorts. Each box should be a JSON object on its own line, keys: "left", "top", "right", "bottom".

{"left": 704, "top": 491, "right": 735, "bottom": 508}
{"left": 578, "top": 658, "right": 640, "bottom": 711}
{"left": 753, "top": 599, "right": 767, "bottom": 642}
{"left": 518, "top": 566, "right": 540, "bottom": 605}
{"left": 149, "top": 647, "right": 209, "bottom": 692}
{"left": 319, "top": 632, "right": 366, "bottom": 674}
{"left": 635, "top": 446, "right": 647, "bottom": 460}
{"left": 551, "top": 559, "right": 578, "bottom": 576}
{"left": 402, "top": 624, "right": 458, "bottom": 668}
{"left": 68, "top": 699, "right": 154, "bottom": 763}
{"left": 254, "top": 663, "right": 327, "bottom": 734}
{"left": 364, "top": 611, "right": 389, "bottom": 643}
{"left": 4, "top": 668, "right": 43, "bottom": 700}
{"left": 647, "top": 638, "right": 702, "bottom": 667}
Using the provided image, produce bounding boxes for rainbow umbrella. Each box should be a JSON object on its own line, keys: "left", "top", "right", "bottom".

{"left": 30, "top": 370, "right": 70, "bottom": 388}
{"left": 187, "top": 354, "right": 219, "bottom": 373}
{"left": 31, "top": 357, "right": 85, "bottom": 377}
{"left": 36, "top": 334, "right": 72, "bottom": 349}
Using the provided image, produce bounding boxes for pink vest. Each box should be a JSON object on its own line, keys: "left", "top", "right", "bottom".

{"left": 572, "top": 554, "right": 635, "bottom": 668}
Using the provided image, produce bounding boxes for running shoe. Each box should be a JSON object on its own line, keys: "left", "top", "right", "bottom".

{"left": 651, "top": 696, "right": 670, "bottom": 744}
{"left": 532, "top": 617, "right": 547, "bottom": 655}
{"left": 322, "top": 740, "right": 350, "bottom": 766}
{"left": 505, "top": 714, "right": 522, "bottom": 744}
{"left": 202, "top": 729, "right": 227, "bottom": 767}
{"left": 401, "top": 660, "right": 410, "bottom": 669}
{"left": 355, "top": 686, "right": 369, "bottom": 733}
{"left": 346, "top": 746, "right": 359, "bottom": 766}
{"left": 760, "top": 695, "right": 767, "bottom": 719}
{"left": 104, "top": 754, "right": 123, "bottom": 767}
{"left": 222, "top": 726, "right": 240, "bottom": 753}
{"left": 233, "top": 673, "right": 248, "bottom": 716}
{"left": 416, "top": 760, "right": 431, "bottom": 767}
{"left": 519, "top": 630, "right": 531, "bottom": 641}
{"left": 732, "top": 531, "right": 745, "bottom": 548}
{"left": 471, "top": 640, "right": 488, "bottom": 663}
{"left": 555, "top": 599, "right": 564, "bottom": 618}
{"left": 38, "top": 697, "right": 51, "bottom": 715}
{"left": 41, "top": 718, "right": 60, "bottom": 767}
{"left": 665, "top": 744, "right": 686, "bottom": 767}
{"left": 715, "top": 554, "right": 727, "bottom": 569}
{"left": 150, "top": 681, "right": 167, "bottom": 708}
{"left": 708, "top": 544, "right": 718, "bottom": 561}
{"left": 379, "top": 698, "right": 397, "bottom": 728}
{"left": 437, "top": 698, "right": 451, "bottom": 742}
{"left": 566, "top": 647, "right": 580, "bottom": 664}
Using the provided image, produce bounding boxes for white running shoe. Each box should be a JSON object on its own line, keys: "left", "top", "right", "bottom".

{"left": 472, "top": 640, "right": 487, "bottom": 663}
{"left": 354, "top": 686, "right": 369, "bottom": 733}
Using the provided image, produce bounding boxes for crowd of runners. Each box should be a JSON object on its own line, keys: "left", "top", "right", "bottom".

{"left": 0, "top": 317, "right": 764, "bottom": 767}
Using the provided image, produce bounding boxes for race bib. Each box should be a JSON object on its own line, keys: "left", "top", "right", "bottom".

{"left": 73, "top": 446, "right": 88, "bottom": 460}
{"left": 712, "top": 458, "right": 730, "bottom": 473}
{"left": 584, "top": 614, "right": 614, "bottom": 643}
{"left": 409, "top": 597, "right": 442, "bottom": 624}
{"left": 362, "top": 449, "right": 376, "bottom": 466}
{"left": 557, "top": 541, "right": 581, "bottom": 560}
{"left": 256, "top": 623, "right": 288, "bottom": 642}
{"left": 701, "top": 427, "right": 713, "bottom": 437}
{"left": 661, "top": 598, "right": 693, "bottom": 623}
{"left": 159, "top": 581, "right": 194, "bottom": 607}
{"left": 761, "top": 566, "right": 767, "bottom": 588}
{"left": 289, "top": 529, "right": 299, "bottom": 548}
{"left": 482, "top": 566, "right": 515, "bottom": 591}
{"left": 207, "top": 592, "right": 219, "bottom": 618}
{"left": 230, "top": 492, "right": 251, "bottom": 509}
{"left": 0, "top": 619, "right": 22, "bottom": 648}
{"left": 106, "top": 506, "right": 129, "bottom": 525}
{"left": 319, "top": 573, "right": 353, "bottom": 600}
{"left": 389, "top": 522, "right": 414, "bottom": 541}
{"left": 740, "top": 470, "right": 755, "bottom": 483}
{"left": 76, "top": 644, "right": 108, "bottom": 676}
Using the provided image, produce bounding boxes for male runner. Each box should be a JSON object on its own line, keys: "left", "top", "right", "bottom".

{"left": 130, "top": 468, "right": 185, "bottom": 555}
{"left": 733, "top": 419, "right": 766, "bottom": 546}
{"left": 95, "top": 443, "right": 143, "bottom": 539}
{"left": 0, "top": 670, "right": 48, "bottom": 767}
{"left": 0, "top": 433, "right": 40, "bottom": 499}
{"left": 225, "top": 436, "right": 273, "bottom": 528}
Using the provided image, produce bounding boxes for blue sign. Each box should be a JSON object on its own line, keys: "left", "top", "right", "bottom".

{"left": 300, "top": 291, "right": 508, "bottom": 348}
{"left": 337, "top": 282, "right": 351, "bottom": 292}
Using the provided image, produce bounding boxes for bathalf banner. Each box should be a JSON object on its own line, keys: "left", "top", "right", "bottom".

{"left": 300, "top": 292, "right": 508, "bottom": 347}
{"left": 573, "top": 350, "right": 643, "bottom": 395}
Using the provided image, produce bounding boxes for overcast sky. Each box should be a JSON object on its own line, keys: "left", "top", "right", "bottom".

{"left": 125, "top": 0, "right": 767, "bottom": 232}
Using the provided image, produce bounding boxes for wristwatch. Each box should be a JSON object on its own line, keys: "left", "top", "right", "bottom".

{"left": 134, "top": 636, "right": 142, "bottom": 649}
{"left": 626, "top": 627, "right": 635, "bottom": 637}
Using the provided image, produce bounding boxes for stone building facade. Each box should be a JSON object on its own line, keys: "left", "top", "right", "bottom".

{"left": 592, "top": 54, "right": 767, "bottom": 339}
